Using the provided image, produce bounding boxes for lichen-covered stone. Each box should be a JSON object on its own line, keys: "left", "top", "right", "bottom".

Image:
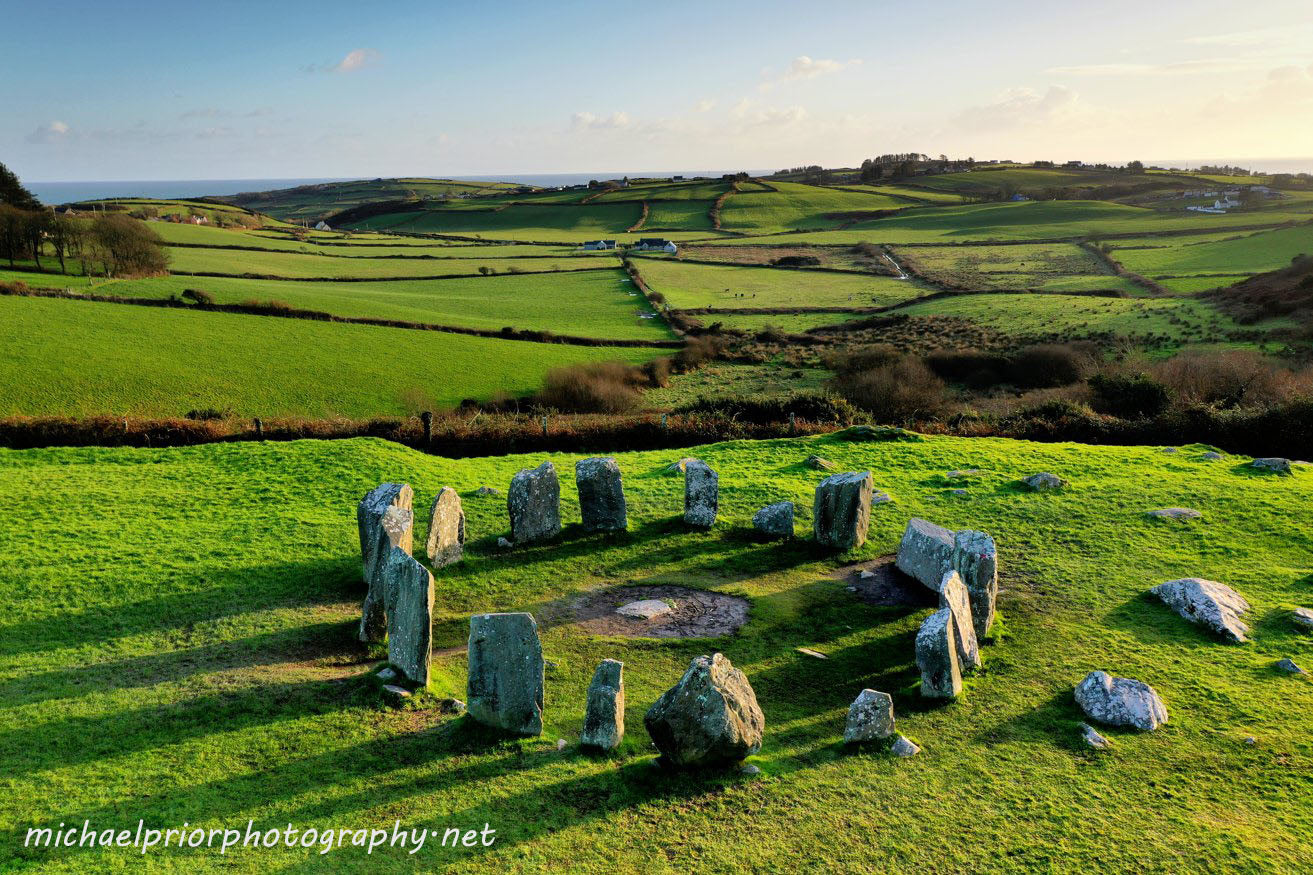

{"left": 890, "top": 734, "right": 920, "bottom": 757}
{"left": 425, "top": 487, "right": 465, "bottom": 568}
{"left": 581, "top": 659, "right": 624, "bottom": 750}
{"left": 1252, "top": 457, "right": 1292, "bottom": 475}
{"left": 683, "top": 459, "right": 718, "bottom": 528}
{"left": 1292, "top": 607, "right": 1313, "bottom": 629}
{"left": 915, "top": 608, "right": 962, "bottom": 699}
{"left": 1151, "top": 578, "right": 1250, "bottom": 643}
{"left": 1276, "top": 658, "right": 1305, "bottom": 674}
{"left": 576, "top": 457, "right": 627, "bottom": 531}
{"left": 752, "top": 501, "right": 795, "bottom": 538}
{"left": 383, "top": 547, "right": 434, "bottom": 686}
{"left": 357, "top": 482, "right": 413, "bottom": 584}
{"left": 616, "top": 599, "right": 671, "bottom": 620}
{"left": 359, "top": 504, "right": 413, "bottom": 644}
{"left": 1147, "top": 507, "right": 1203, "bottom": 521}
{"left": 1022, "top": 472, "right": 1066, "bottom": 491}
{"left": 508, "top": 462, "right": 561, "bottom": 543}
{"left": 466, "top": 613, "right": 544, "bottom": 736}
{"left": 953, "top": 529, "right": 998, "bottom": 637}
{"left": 896, "top": 518, "right": 955, "bottom": 590}
{"left": 813, "top": 471, "right": 874, "bottom": 550}
{"left": 805, "top": 455, "right": 837, "bottom": 471}
{"left": 665, "top": 457, "right": 697, "bottom": 475}
{"left": 938, "top": 571, "right": 981, "bottom": 671}
{"left": 644, "top": 653, "right": 764, "bottom": 767}
{"left": 843, "top": 689, "right": 895, "bottom": 743}
{"left": 1074, "top": 670, "right": 1168, "bottom": 731}
{"left": 1080, "top": 722, "right": 1112, "bottom": 750}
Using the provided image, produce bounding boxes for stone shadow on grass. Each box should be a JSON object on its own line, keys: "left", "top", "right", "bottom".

{"left": 969, "top": 689, "right": 1091, "bottom": 751}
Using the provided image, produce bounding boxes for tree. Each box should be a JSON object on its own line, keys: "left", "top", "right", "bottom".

{"left": 0, "top": 162, "right": 40, "bottom": 210}
{"left": 47, "top": 214, "right": 84, "bottom": 275}
{"left": 1126, "top": 160, "right": 1145, "bottom": 174}
{"left": 0, "top": 205, "right": 24, "bottom": 266}
{"left": 88, "top": 214, "right": 169, "bottom": 277}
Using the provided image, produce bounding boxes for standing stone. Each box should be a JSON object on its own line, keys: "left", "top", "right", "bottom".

{"left": 752, "top": 501, "right": 795, "bottom": 539}
{"left": 896, "top": 518, "right": 955, "bottom": 590}
{"left": 425, "top": 487, "right": 466, "bottom": 568}
{"left": 383, "top": 547, "right": 434, "bottom": 686}
{"left": 915, "top": 608, "right": 962, "bottom": 699}
{"left": 1150, "top": 578, "right": 1250, "bottom": 643}
{"left": 843, "top": 689, "right": 896, "bottom": 743}
{"left": 507, "top": 462, "right": 561, "bottom": 544}
{"left": 576, "top": 457, "right": 628, "bottom": 532}
{"left": 953, "top": 530, "right": 998, "bottom": 637}
{"left": 359, "top": 505, "right": 413, "bottom": 643}
{"left": 684, "top": 460, "right": 719, "bottom": 527}
{"left": 1074, "top": 670, "right": 1168, "bottom": 731}
{"left": 813, "top": 471, "right": 874, "bottom": 550}
{"left": 357, "top": 483, "right": 413, "bottom": 584}
{"left": 581, "top": 659, "right": 625, "bottom": 750}
{"left": 644, "top": 653, "right": 764, "bottom": 767}
{"left": 938, "top": 571, "right": 981, "bottom": 671}
{"left": 466, "top": 612, "right": 544, "bottom": 736}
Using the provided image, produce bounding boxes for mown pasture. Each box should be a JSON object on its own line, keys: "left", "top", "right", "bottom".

{"left": 164, "top": 246, "right": 618, "bottom": 280}
{"left": 717, "top": 182, "right": 909, "bottom": 234}
{"left": 1109, "top": 225, "right": 1313, "bottom": 278}
{"left": 637, "top": 258, "right": 924, "bottom": 311}
{"left": 2, "top": 434, "right": 1309, "bottom": 871}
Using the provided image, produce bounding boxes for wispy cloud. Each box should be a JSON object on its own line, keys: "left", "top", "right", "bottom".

{"left": 694, "top": 98, "right": 717, "bottom": 113}
{"left": 26, "top": 120, "right": 71, "bottom": 144}
{"left": 1047, "top": 58, "right": 1268, "bottom": 76}
{"left": 953, "top": 86, "right": 1082, "bottom": 133}
{"left": 332, "top": 48, "right": 380, "bottom": 73}
{"left": 731, "top": 99, "right": 808, "bottom": 128}
{"left": 760, "top": 55, "right": 861, "bottom": 91}
{"left": 571, "top": 111, "right": 631, "bottom": 130}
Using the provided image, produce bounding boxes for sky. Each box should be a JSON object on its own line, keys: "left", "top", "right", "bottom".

{"left": 3, "top": 0, "right": 1312, "bottom": 181}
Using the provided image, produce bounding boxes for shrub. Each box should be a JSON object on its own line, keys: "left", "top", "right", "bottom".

{"left": 1150, "top": 349, "right": 1310, "bottom": 409}
{"left": 1009, "top": 343, "right": 1095, "bottom": 388}
{"left": 671, "top": 335, "right": 726, "bottom": 373}
{"left": 185, "top": 407, "right": 230, "bottom": 421}
{"left": 1088, "top": 372, "right": 1171, "bottom": 419}
{"left": 926, "top": 349, "right": 1011, "bottom": 389}
{"left": 675, "top": 392, "right": 859, "bottom": 425}
{"left": 831, "top": 357, "right": 947, "bottom": 423}
{"left": 771, "top": 255, "right": 821, "bottom": 267}
{"left": 181, "top": 288, "right": 215, "bottom": 306}
{"left": 537, "top": 361, "right": 647, "bottom": 413}
{"left": 822, "top": 343, "right": 901, "bottom": 375}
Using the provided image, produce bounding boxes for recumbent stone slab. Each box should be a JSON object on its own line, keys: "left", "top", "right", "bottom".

{"left": 576, "top": 457, "right": 628, "bottom": 532}
{"left": 425, "top": 486, "right": 466, "bottom": 568}
{"left": 508, "top": 462, "right": 561, "bottom": 543}
{"left": 466, "top": 612, "right": 545, "bottom": 736}
{"left": 1151, "top": 578, "right": 1249, "bottom": 643}
{"left": 896, "top": 518, "right": 955, "bottom": 590}
{"left": 813, "top": 471, "right": 874, "bottom": 550}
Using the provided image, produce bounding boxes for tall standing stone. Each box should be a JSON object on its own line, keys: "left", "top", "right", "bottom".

{"left": 952, "top": 529, "right": 998, "bottom": 637}
{"left": 425, "top": 487, "right": 466, "bottom": 568}
{"left": 644, "top": 653, "right": 764, "bottom": 767}
{"left": 576, "top": 457, "right": 628, "bottom": 532}
{"left": 360, "top": 505, "right": 413, "bottom": 644}
{"left": 466, "top": 612, "right": 544, "bottom": 736}
{"left": 507, "top": 462, "right": 561, "bottom": 544}
{"left": 383, "top": 547, "right": 435, "bottom": 686}
{"left": 915, "top": 607, "right": 962, "bottom": 699}
{"left": 813, "top": 471, "right": 874, "bottom": 550}
{"left": 581, "top": 658, "right": 625, "bottom": 750}
{"left": 357, "top": 482, "right": 413, "bottom": 584}
{"left": 938, "top": 571, "right": 981, "bottom": 671}
{"left": 684, "top": 459, "right": 719, "bottom": 527}
{"left": 896, "top": 518, "right": 955, "bottom": 590}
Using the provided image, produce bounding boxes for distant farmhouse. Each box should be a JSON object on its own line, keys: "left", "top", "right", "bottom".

{"left": 314, "top": 220, "right": 332, "bottom": 231}
{"left": 631, "top": 238, "right": 677, "bottom": 254}
{"left": 581, "top": 239, "right": 617, "bottom": 250}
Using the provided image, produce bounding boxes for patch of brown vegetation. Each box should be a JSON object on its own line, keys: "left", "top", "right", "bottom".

{"left": 831, "top": 556, "right": 936, "bottom": 607}
{"left": 541, "top": 584, "right": 750, "bottom": 638}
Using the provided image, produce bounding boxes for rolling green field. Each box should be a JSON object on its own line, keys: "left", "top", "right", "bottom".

{"left": 641, "top": 201, "right": 716, "bottom": 231}
{"left": 1108, "top": 224, "right": 1313, "bottom": 278}
{"left": 218, "top": 178, "right": 525, "bottom": 221}
{"left": 2, "top": 434, "right": 1310, "bottom": 871}
{"left": 892, "top": 242, "right": 1128, "bottom": 292}
{"left": 717, "top": 182, "right": 908, "bottom": 234}
{"left": 0, "top": 296, "right": 664, "bottom": 417}
{"left": 637, "top": 259, "right": 925, "bottom": 310}
{"left": 348, "top": 204, "right": 645, "bottom": 241}
{"left": 165, "top": 246, "right": 617, "bottom": 279}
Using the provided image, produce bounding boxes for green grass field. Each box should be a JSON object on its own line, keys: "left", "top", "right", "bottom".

{"left": 892, "top": 242, "right": 1127, "bottom": 291}
{"left": 348, "top": 204, "right": 644, "bottom": 241}
{"left": 641, "top": 202, "right": 716, "bottom": 231}
{"left": 637, "top": 259, "right": 925, "bottom": 310}
{"left": 0, "top": 296, "right": 664, "bottom": 417}
{"left": 718, "top": 182, "right": 908, "bottom": 234}
{"left": 2, "top": 433, "right": 1310, "bottom": 871}
{"left": 164, "top": 246, "right": 617, "bottom": 279}
{"left": 220, "top": 179, "right": 525, "bottom": 221}
{"left": 1109, "top": 225, "right": 1313, "bottom": 278}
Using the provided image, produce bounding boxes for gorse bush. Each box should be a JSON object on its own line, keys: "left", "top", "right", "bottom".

{"left": 675, "top": 392, "right": 859, "bottom": 425}
{"left": 1088, "top": 372, "right": 1172, "bottom": 419}
{"left": 831, "top": 356, "right": 947, "bottom": 424}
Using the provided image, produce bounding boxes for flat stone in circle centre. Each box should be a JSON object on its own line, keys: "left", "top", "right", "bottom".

{"left": 616, "top": 599, "right": 673, "bottom": 620}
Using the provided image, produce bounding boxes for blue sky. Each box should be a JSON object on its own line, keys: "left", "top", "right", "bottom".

{"left": 3, "top": 0, "right": 1311, "bottom": 181}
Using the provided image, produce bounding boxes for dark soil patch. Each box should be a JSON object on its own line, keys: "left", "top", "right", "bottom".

{"left": 831, "top": 556, "right": 936, "bottom": 607}
{"left": 542, "top": 584, "right": 750, "bottom": 638}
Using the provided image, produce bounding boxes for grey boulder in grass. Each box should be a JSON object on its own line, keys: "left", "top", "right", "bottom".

{"left": 576, "top": 457, "right": 628, "bottom": 532}
{"left": 507, "top": 462, "right": 561, "bottom": 544}
{"left": 1074, "top": 670, "right": 1168, "bottom": 731}
{"left": 896, "top": 518, "right": 955, "bottom": 590}
{"left": 843, "top": 689, "right": 896, "bottom": 744}
{"left": 1150, "top": 578, "right": 1249, "bottom": 643}
{"left": 645, "top": 653, "right": 764, "bottom": 768}
{"left": 752, "top": 501, "right": 795, "bottom": 539}
{"left": 466, "top": 612, "right": 545, "bottom": 736}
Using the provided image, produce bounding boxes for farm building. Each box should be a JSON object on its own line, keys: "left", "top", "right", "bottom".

{"left": 314, "top": 220, "right": 332, "bottom": 231}
{"left": 582, "top": 240, "right": 617, "bottom": 250}
{"left": 632, "top": 238, "right": 677, "bottom": 254}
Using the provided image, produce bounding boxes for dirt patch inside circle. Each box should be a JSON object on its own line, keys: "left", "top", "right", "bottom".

{"left": 831, "top": 555, "right": 936, "bottom": 607}
{"left": 545, "top": 584, "right": 750, "bottom": 638}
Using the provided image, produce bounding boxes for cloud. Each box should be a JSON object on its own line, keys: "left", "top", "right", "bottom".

{"left": 694, "top": 98, "right": 717, "bottom": 113}
{"left": 760, "top": 55, "right": 861, "bottom": 91}
{"left": 730, "top": 99, "right": 808, "bottom": 128}
{"left": 953, "top": 86, "right": 1081, "bottom": 133}
{"left": 26, "top": 121, "right": 71, "bottom": 144}
{"left": 1047, "top": 58, "right": 1268, "bottom": 76}
{"left": 571, "top": 111, "right": 631, "bottom": 130}
{"left": 332, "top": 48, "right": 380, "bottom": 73}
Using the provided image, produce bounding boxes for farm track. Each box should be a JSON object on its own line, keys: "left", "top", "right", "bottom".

{"left": 0, "top": 286, "right": 684, "bottom": 349}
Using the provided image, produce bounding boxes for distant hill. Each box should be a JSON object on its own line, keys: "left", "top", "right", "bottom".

{"left": 203, "top": 177, "right": 528, "bottom": 222}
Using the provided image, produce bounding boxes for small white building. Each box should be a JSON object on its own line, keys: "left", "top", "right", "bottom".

{"left": 1212, "top": 196, "right": 1240, "bottom": 210}
{"left": 582, "top": 239, "right": 617, "bottom": 250}
{"left": 632, "top": 238, "right": 677, "bottom": 254}
{"left": 314, "top": 220, "right": 332, "bottom": 231}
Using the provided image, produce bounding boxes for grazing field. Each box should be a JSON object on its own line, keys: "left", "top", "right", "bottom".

{"left": 348, "top": 204, "right": 644, "bottom": 241}
{"left": 2, "top": 434, "right": 1310, "bottom": 871}
{"left": 637, "top": 258, "right": 924, "bottom": 310}
{"left": 642, "top": 201, "right": 717, "bottom": 231}
{"left": 16, "top": 268, "right": 671, "bottom": 342}
{"left": 1108, "top": 224, "right": 1313, "bottom": 278}
{"left": 0, "top": 296, "right": 664, "bottom": 417}
{"left": 846, "top": 184, "right": 969, "bottom": 205}
{"left": 679, "top": 243, "right": 891, "bottom": 273}
{"left": 216, "top": 178, "right": 525, "bottom": 221}
{"left": 593, "top": 181, "right": 729, "bottom": 202}
{"left": 892, "top": 242, "right": 1123, "bottom": 291}
{"left": 717, "top": 182, "right": 909, "bottom": 233}
{"left": 681, "top": 310, "right": 870, "bottom": 333}
{"left": 898, "top": 292, "right": 1257, "bottom": 341}
{"left": 164, "top": 246, "right": 617, "bottom": 279}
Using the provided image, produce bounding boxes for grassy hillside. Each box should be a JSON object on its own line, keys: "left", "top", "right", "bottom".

{"left": 1109, "top": 225, "right": 1313, "bottom": 278}
{"left": 215, "top": 178, "right": 525, "bottom": 221}
{"left": 164, "top": 246, "right": 617, "bottom": 279}
{"left": 2, "top": 434, "right": 1309, "bottom": 871}
{"left": 718, "top": 182, "right": 908, "bottom": 234}
{"left": 637, "top": 259, "right": 924, "bottom": 310}
{"left": 0, "top": 296, "right": 664, "bottom": 417}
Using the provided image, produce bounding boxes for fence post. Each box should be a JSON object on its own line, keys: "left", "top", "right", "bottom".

{"left": 661, "top": 413, "right": 668, "bottom": 431}
{"left": 789, "top": 412, "right": 796, "bottom": 435}
{"left": 253, "top": 417, "right": 263, "bottom": 439}
{"left": 541, "top": 415, "right": 548, "bottom": 437}
{"left": 421, "top": 410, "right": 433, "bottom": 445}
